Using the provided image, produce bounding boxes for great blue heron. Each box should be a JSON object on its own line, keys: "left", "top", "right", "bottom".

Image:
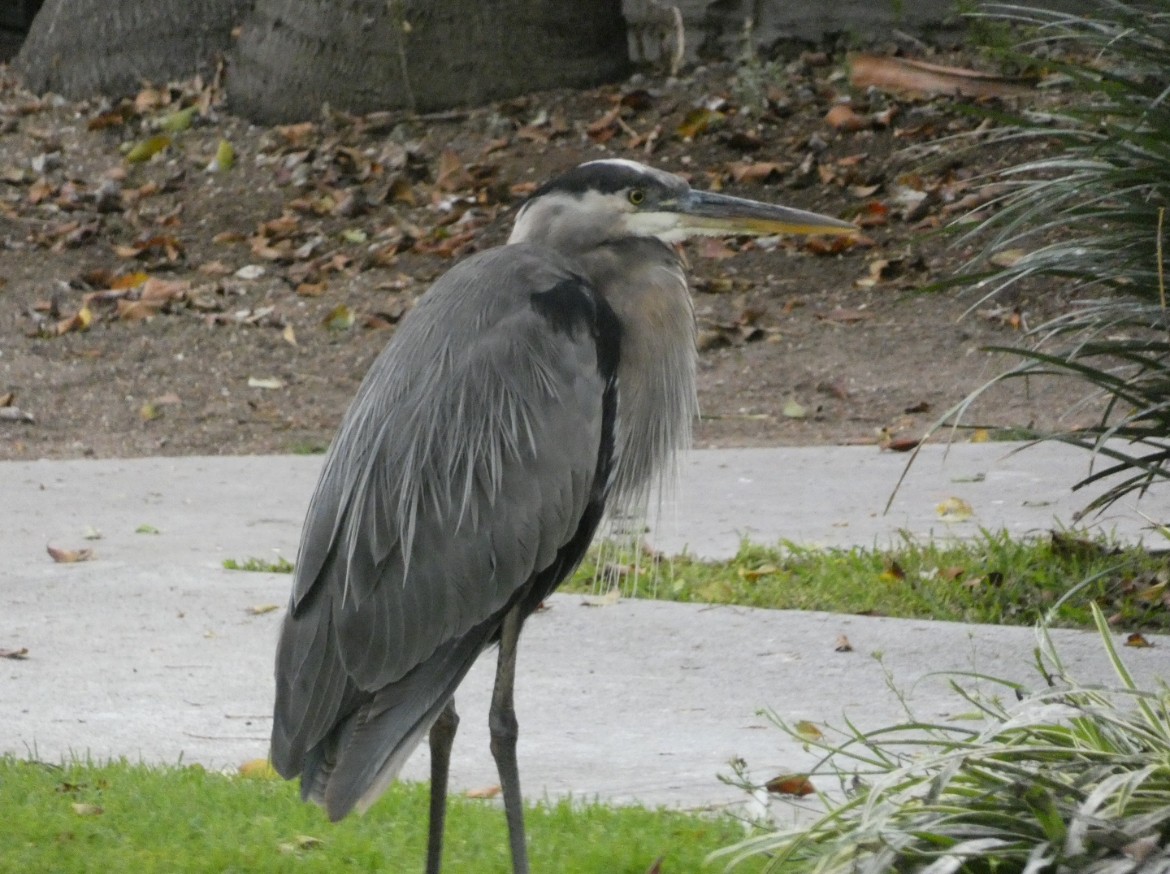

{"left": 270, "top": 158, "right": 854, "bottom": 873}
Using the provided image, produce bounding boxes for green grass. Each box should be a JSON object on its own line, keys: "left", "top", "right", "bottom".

{"left": 289, "top": 441, "right": 329, "bottom": 455}
{"left": 225, "top": 530, "right": 1170, "bottom": 632}
{"left": 223, "top": 555, "right": 294, "bottom": 573}
{"left": 0, "top": 758, "right": 756, "bottom": 874}
{"left": 567, "top": 531, "right": 1170, "bottom": 632}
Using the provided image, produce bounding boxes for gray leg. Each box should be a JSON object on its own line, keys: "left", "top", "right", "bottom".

{"left": 426, "top": 698, "right": 459, "bottom": 874}
{"left": 490, "top": 606, "right": 529, "bottom": 874}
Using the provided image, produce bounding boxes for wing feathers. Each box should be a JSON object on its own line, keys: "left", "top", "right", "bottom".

{"left": 271, "top": 244, "right": 620, "bottom": 803}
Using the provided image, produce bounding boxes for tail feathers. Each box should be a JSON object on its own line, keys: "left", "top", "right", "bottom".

{"left": 302, "top": 622, "right": 492, "bottom": 821}
{"left": 271, "top": 601, "right": 348, "bottom": 781}
{"left": 301, "top": 688, "right": 451, "bottom": 821}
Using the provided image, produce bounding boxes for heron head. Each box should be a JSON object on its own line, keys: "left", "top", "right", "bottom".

{"left": 508, "top": 158, "right": 856, "bottom": 250}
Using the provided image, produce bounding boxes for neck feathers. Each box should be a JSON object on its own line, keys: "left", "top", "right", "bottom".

{"left": 577, "top": 239, "right": 697, "bottom": 513}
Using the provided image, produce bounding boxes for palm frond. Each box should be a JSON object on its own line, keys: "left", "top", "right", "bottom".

{"left": 714, "top": 608, "right": 1170, "bottom": 872}
{"left": 944, "top": 0, "right": 1170, "bottom": 513}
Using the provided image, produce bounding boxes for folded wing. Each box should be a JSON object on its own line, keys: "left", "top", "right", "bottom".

{"left": 270, "top": 243, "right": 620, "bottom": 819}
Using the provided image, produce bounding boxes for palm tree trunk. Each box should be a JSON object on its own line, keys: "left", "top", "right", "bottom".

{"left": 228, "top": 0, "right": 628, "bottom": 123}
{"left": 15, "top": 0, "right": 249, "bottom": 99}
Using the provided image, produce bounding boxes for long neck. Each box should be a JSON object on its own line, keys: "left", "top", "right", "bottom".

{"left": 576, "top": 238, "right": 698, "bottom": 512}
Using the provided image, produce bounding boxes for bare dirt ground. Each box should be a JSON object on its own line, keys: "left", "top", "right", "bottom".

{"left": 0, "top": 50, "right": 1095, "bottom": 461}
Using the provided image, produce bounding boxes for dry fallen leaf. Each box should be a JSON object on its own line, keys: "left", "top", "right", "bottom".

{"left": 88, "top": 107, "right": 131, "bottom": 131}
{"left": 782, "top": 399, "right": 807, "bottom": 419}
{"left": 247, "top": 604, "right": 280, "bottom": 616}
{"left": 677, "top": 107, "right": 723, "bottom": 140}
{"left": 138, "top": 276, "right": 190, "bottom": 305}
{"left": 794, "top": 720, "right": 823, "bottom": 741}
{"left": 854, "top": 258, "right": 894, "bottom": 289}
{"left": 834, "top": 634, "right": 853, "bottom": 653}
{"left": 1122, "top": 835, "right": 1160, "bottom": 864}
{"left": 71, "top": 802, "right": 104, "bottom": 816}
{"left": 207, "top": 138, "right": 235, "bottom": 173}
{"left": 361, "top": 313, "right": 397, "bottom": 331}
{"left": 235, "top": 264, "right": 266, "bottom": 281}
{"left": 936, "top": 497, "right": 974, "bottom": 522}
{"left": 1134, "top": 581, "right": 1167, "bottom": 605}
{"left": 118, "top": 300, "right": 163, "bottom": 322}
{"left": 435, "top": 148, "right": 472, "bottom": 192}
{"left": 585, "top": 106, "right": 621, "bottom": 143}
{"left": 465, "top": 785, "right": 503, "bottom": 799}
{"left": 882, "top": 437, "right": 921, "bottom": 453}
{"left": 279, "top": 835, "right": 324, "bottom": 854}
{"left": 276, "top": 121, "right": 316, "bottom": 146}
{"left": 114, "top": 235, "right": 184, "bottom": 262}
{"left": 322, "top": 304, "right": 355, "bottom": 331}
{"left": 849, "top": 54, "right": 1037, "bottom": 99}
{"left": 47, "top": 545, "right": 94, "bottom": 563}
{"left": 238, "top": 758, "right": 279, "bottom": 779}
{"left": 159, "top": 106, "right": 197, "bottom": 132}
{"left": 53, "top": 306, "right": 93, "bottom": 336}
{"left": 1050, "top": 531, "right": 1109, "bottom": 560}
{"left": 0, "top": 647, "right": 29, "bottom": 660}
{"left": 765, "top": 773, "right": 816, "bottom": 797}
{"left": 855, "top": 200, "right": 890, "bottom": 229}
{"left": 125, "top": 134, "right": 172, "bottom": 163}
{"left": 728, "top": 161, "right": 790, "bottom": 184}
{"left": 109, "top": 271, "right": 149, "bottom": 290}
{"left": 580, "top": 587, "right": 621, "bottom": 607}
{"left": 805, "top": 235, "right": 859, "bottom": 256}
{"left": 825, "top": 104, "right": 868, "bottom": 132}
{"left": 134, "top": 86, "right": 168, "bottom": 113}
{"left": 989, "top": 248, "right": 1028, "bottom": 268}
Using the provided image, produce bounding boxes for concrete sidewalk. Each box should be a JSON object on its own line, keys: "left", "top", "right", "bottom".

{"left": 2, "top": 444, "right": 1168, "bottom": 812}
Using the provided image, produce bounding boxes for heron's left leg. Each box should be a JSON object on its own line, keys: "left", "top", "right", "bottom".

{"left": 490, "top": 605, "right": 529, "bottom": 874}
{"left": 426, "top": 698, "right": 459, "bottom": 874}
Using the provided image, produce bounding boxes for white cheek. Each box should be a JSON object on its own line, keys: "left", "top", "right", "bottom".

{"left": 508, "top": 202, "right": 539, "bottom": 244}
{"left": 623, "top": 210, "right": 682, "bottom": 242}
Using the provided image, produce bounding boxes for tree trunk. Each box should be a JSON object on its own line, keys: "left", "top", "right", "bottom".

{"left": 14, "top": 0, "right": 250, "bottom": 99}
{"left": 0, "top": 0, "right": 42, "bottom": 30}
{"left": 228, "top": 0, "right": 629, "bottom": 123}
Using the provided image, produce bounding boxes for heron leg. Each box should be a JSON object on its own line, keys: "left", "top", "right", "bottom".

{"left": 490, "top": 606, "right": 529, "bottom": 874}
{"left": 426, "top": 698, "right": 459, "bottom": 874}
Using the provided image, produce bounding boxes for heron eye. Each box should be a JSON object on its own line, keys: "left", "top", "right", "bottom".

{"left": 628, "top": 189, "right": 645, "bottom": 206}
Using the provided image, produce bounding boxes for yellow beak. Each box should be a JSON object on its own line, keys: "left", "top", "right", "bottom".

{"left": 674, "top": 190, "right": 857, "bottom": 237}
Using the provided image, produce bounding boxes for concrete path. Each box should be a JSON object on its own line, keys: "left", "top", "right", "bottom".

{"left": 2, "top": 444, "right": 1167, "bottom": 813}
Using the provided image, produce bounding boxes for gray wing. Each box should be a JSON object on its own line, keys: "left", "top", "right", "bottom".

{"left": 271, "top": 243, "right": 615, "bottom": 817}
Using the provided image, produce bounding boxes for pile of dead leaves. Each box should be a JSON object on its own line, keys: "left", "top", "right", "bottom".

{"left": 2, "top": 47, "right": 1058, "bottom": 349}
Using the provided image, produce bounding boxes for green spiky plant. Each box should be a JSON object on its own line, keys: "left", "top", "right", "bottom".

{"left": 940, "top": 0, "right": 1170, "bottom": 515}
{"left": 713, "top": 604, "right": 1170, "bottom": 872}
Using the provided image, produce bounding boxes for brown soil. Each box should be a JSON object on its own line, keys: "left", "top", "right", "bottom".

{"left": 0, "top": 52, "right": 1093, "bottom": 461}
